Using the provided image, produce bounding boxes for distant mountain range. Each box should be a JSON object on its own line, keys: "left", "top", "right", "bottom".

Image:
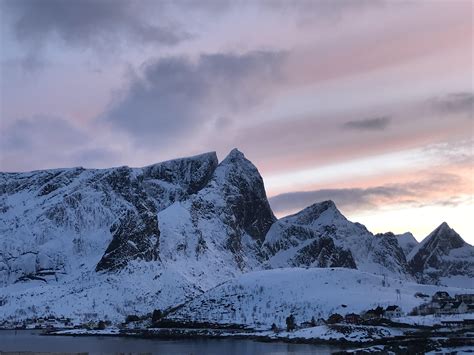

{"left": 0, "top": 149, "right": 472, "bottom": 324}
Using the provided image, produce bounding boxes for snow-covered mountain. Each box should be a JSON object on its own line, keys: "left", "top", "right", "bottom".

{"left": 0, "top": 151, "right": 219, "bottom": 284}
{"left": 408, "top": 222, "right": 474, "bottom": 287}
{"left": 0, "top": 149, "right": 472, "bottom": 325}
{"left": 0, "top": 149, "right": 277, "bottom": 323}
{"left": 262, "top": 201, "right": 410, "bottom": 278}
{"left": 395, "top": 232, "right": 418, "bottom": 256}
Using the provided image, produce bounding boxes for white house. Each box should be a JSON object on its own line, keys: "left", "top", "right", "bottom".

{"left": 384, "top": 305, "right": 402, "bottom": 318}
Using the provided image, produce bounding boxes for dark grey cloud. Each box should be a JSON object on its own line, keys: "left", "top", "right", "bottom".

{"left": 2, "top": 0, "right": 187, "bottom": 50}
{"left": 428, "top": 92, "right": 473, "bottom": 117}
{"left": 0, "top": 116, "right": 118, "bottom": 171}
{"left": 343, "top": 116, "right": 391, "bottom": 131}
{"left": 103, "top": 51, "right": 286, "bottom": 145}
{"left": 1, "top": 116, "right": 87, "bottom": 151}
{"left": 269, "top": 173, "right": 462, "bottom": 216}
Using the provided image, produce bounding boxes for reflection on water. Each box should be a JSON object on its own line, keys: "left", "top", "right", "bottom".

{"left": 0, "top": 330, "right": 340, "bottom": 354}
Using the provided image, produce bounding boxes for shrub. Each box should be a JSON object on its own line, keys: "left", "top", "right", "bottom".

{"left": 152, "top": 309, "right": 162, "bottom": 323}
{"left": 125, "top": 315, "right": 140, "bottom": 323}
{"left": 286, "top": 314, "right": 296, "bottom": 331}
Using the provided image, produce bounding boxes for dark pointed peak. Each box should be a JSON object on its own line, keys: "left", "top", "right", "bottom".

{"left": 438, "top": 221, "right": 450, "bottom": 230}
{"left": 226, "top": 148, "right": 245, "bottom": 160}
{"left": 418, "top": 222, "right": 466, "bottom": 252}
{"left": 215, "top": 148, "right": 261, "bottom": 183}
{"left": 199, "top": 148, "right": 275, "bottom": 242}
{"left": 430, "top": 222, "right": 457, "bottom": 239}
{"left": 220, "top": 148, "right": 250, "bottom": 168}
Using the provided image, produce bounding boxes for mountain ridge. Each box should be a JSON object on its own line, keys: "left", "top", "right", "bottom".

{"left": 0, "top": 149, "right": 472, "bottom": 325}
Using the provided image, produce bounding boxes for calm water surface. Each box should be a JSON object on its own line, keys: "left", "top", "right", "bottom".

{"left": 0, "top": 330, "right": 342, "bottom": 354}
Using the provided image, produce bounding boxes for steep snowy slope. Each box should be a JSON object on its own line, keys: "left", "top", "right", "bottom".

{"left": 395, "top": 232, "right": 418, "bottom": 256}
{"left": 262, "top": 201, "right": 410, "bottom": 278}
{"left": 0, "top": 152, "right": 218, "bottom": 285}
{"left": 164, "top": 267, "right": 471, "bottom": 330}
{"left": 408, "top": 222, "right": 474, "bottom": 287}
{"left": 157, "top": 148, "right": 276, "bottom": 290}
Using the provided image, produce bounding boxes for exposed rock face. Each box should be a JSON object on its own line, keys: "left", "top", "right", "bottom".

{"left": 291, "top": 236, "right": 357, "bottom": 269}
{"left": 211, "top": 149, "right": 276, "bottom": 243}
{"left": 408, "top": 222, "right": 474, "bottom": 286}
{"left": 262, "top": 201, "right": 409, "bottom": 277}
{"left": 372, "top": 233, "right": 409, "bottom": 275}
{"left": 157, "top": 149, "right": 276, "bottom": 286}
{"left": 95, "top": 153, "right": 219, "bottom": 272}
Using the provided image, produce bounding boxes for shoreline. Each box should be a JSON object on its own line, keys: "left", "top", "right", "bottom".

{"left": 38, "top": 324, "right": 474, "bottom": 353}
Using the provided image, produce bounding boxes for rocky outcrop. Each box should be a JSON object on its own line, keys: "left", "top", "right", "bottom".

{"left": 371, "top": 233, "right": 409, "bottom": 275}
{"left": 262, "top": 201, "right": 410, "bottom": 277}
{"left": 291, "top": 236, "right": 357, "bottom": 268}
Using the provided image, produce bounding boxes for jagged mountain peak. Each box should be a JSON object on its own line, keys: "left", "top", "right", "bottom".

{"left": 202, "top": 148, "right": 276, "bottom": 242}
{"left": 215, "top": 148, "right": 261, "bottom": 181}
{"left": 429, "top": 222, "right": 461, "bottom": 239}
{"left": 284, "top": 200, "right": 343, "bottom": 226}
{"left": 394, "top": 232, "right": 418, "bottom": 256}
{"left": 263, "top": 199, "right": 411, "bottom": 277}
{"left": 224, "top": 147, "right": 246, "bottom": 160}
{"left": 419, "top": 222, "right": 466, "bottom": 252}
{"left": 408, "top": 222, "right": 473, "bottom": 286}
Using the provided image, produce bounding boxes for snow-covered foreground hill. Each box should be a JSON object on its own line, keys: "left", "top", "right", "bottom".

{"left": 0, "top": 262, "right": 201, "bottom": 325}
{"left": 165, "top": 267, "right": 473, "bottom": 330}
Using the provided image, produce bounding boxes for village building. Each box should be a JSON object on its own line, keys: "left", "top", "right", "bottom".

{"left": 362, "top": 306, "right": 384, "bottom": 320}
{"left": 432, "top": 291, "right": 451, "bottom": 302}
{"left": 344, "top": 313, "right": 361, "bottom": 324}
{"left": 327, "top": 313, "right": 343, "bottom": 324}
{"left": 385, "top": 305, "right": 403, "bottom": 318}
{"left": 455, "top": 294, "right": 474, "bottom": 304}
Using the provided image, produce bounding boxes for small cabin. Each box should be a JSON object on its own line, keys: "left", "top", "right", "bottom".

{"left": 344, "top": 313, "right": 361, "bottom": 324}
{"left": 327, "top": 313, "right": 344, "bottom": 324}
{"left": 362, "top": 306, "right": 384, "bottom": 320}
{"left": 432, "top": 291, "right": 451, "bottom": 302}
{"left": 385, "top": 305, "right": 402, "bottom": 318}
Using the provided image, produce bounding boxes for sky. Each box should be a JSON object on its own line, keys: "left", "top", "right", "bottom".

{"left": 0, "top": 0, "right": 472, "bottom": 243}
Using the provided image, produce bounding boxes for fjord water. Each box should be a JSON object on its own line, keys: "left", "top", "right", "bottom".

{"left": 0, "top": 330, "right": 340, "bottom": 354}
